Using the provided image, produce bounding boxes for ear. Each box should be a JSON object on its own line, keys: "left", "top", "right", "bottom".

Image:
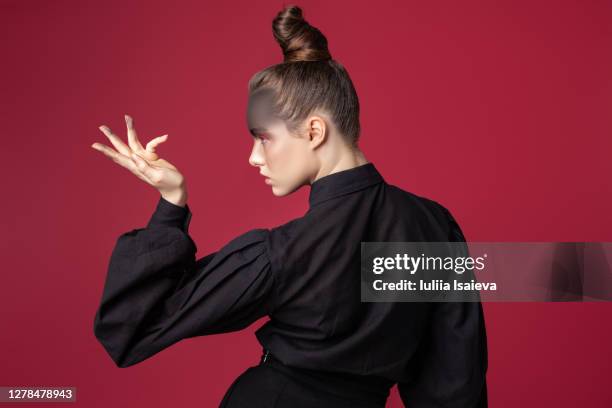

{"left": 306, "top": 114, "right": 327, "bottom": 149}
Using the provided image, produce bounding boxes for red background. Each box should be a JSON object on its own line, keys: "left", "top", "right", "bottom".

{"left": 2, "top": 0, "right": 611, "bottom": 406}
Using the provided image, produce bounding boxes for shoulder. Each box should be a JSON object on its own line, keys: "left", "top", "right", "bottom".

{"left": 224, "top": 228, "right": 270, "bottom": 250}
{"left": 386, "top": 183, "right": 466, "bottom": 241}
{"left": 385, "top": 183, "right": 446, "bottom": 217}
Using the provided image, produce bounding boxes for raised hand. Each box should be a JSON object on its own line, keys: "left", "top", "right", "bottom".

{"left": 91, "top": 114, "right": 188, "bottom": 207}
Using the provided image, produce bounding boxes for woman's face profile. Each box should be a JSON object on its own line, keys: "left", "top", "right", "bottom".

{"left": 247, "top": 88, "right": 318, "bottom": 197}
{"left": 248, "top": 118, "right": 314, "bottom": 197}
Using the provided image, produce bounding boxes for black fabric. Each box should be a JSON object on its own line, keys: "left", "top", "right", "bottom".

{"left": 219, "top": 348, "right": 392, "bottom": 408}
{"left": 93, "top": 162, "right": 488, "bottom": 407}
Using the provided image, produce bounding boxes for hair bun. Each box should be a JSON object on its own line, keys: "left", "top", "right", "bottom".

{"left": 272, "top": 5, "right": 332, "bottom": 63}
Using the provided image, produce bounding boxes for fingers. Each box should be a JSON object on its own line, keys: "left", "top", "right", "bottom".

{"left": 98, "top": 125, "right": 131, "bottom": 156}
{"left": 92, "top": 116, "right": 169, "bottom": 186}
{"left": 125, "top": 114, "right": 146, "bottom": 153}
{"left": 144, "top": 134, "right": 168, "bottom": 160}
{"left": 91, "top": 142, "right": 153, "bottom": 185}
{"left": 91, "top": 142, "right": 122, "bottom": 162}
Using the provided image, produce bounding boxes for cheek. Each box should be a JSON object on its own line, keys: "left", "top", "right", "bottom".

{"left": 268, "top": 139, "right": 305, "bottom": 178}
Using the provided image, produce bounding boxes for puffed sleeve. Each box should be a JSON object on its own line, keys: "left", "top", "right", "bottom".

{"left": 398, "top": 205, "right": 488, "bottom": 407}
{"left": 93, "top": 196, "right": 274, "bottom": 368}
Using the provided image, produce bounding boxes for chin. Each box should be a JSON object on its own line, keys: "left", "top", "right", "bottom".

{"left": 270, "top": 186, "right": 290, "bottom": 197}
{"left": 270, "top": 183, "right": 300, "bottom": 197}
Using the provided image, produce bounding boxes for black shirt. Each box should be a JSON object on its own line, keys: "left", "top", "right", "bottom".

{"left": 93, "top": 162, "right": 488, "bottom": 407}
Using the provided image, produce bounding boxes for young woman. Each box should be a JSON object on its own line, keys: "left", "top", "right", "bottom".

{"left": 92, "top": 5, "right": 488, "bottom": 408}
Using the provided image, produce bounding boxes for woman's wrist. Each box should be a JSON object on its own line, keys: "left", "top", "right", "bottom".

{"left": 160, "top": 188, "right": 188, "bottom": 208}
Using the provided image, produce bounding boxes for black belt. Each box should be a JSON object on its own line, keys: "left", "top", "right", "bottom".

{"left": 258, "top": 348, "right": 393, "bottom": 407}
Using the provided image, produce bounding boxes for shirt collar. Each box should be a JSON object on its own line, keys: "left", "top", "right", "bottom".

{"left": 309, "top": 162, "right": 384, "bottom": 208}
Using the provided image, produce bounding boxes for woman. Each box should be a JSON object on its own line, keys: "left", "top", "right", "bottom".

{"left": 92, "top": 5, "right": 488, "bottom": 407}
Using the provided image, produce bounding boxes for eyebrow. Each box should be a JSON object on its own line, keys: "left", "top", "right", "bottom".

{"left": 249, "top": 127, "right": 268, "bottom": 137}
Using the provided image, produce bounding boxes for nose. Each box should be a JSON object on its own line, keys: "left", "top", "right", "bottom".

{"left": 248, "top": 139, "right": 265, "bottom": 167}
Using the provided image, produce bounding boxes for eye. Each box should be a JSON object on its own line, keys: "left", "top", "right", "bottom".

{"left": 257, "top": 134, "right": 269, "bottom": 144}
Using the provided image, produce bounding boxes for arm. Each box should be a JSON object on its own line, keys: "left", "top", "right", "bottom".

{"left": 92, "top": 196, "right": 274, "bottom": 368}
{"left": 398, "top": 206, "right": 488, "bottom": 407}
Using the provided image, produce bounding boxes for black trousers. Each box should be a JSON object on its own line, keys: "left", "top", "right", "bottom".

{"left": 219, "top": 349, "right": 394, "bottom": 408}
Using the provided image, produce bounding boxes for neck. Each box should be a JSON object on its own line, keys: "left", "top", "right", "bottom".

{"left": 312, "top": 145, "right": 369, "bottom": 184}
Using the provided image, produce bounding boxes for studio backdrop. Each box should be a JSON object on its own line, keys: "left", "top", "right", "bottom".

{"left": 1, "top": 0, "right": 611, "bottom": 407}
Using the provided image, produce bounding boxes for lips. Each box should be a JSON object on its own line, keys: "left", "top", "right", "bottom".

{"left": 260, "top": 172, "right": 272, "bottom": 184}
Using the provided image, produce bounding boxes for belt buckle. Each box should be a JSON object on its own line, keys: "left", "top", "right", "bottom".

{"left": 262, "top": 349, "right": 270, "bottom": 363}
